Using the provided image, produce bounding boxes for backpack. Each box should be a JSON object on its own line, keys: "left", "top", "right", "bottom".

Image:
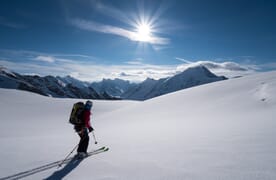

{"left": 69, "top": 102, "right": 85, "bottom": 125}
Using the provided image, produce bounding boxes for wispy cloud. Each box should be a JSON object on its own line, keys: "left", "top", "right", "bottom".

{"left": 70, "top": 18, "right": 134, "bottom": 39}
{"left": 175, "top": 59, "right": 258, "bottom": 78}
{"left": 125, "top": 58, "right": 144, "bottom": 65}
{"left": 175, "top": 57, "right": 193, "bottom": 64}
{"left": 62, "top": 0, "right": 172, "bottom": 46}
{"left": 93, "top": 1, "right": 133, "bottom": 26}
{"left": 257, "top": 62, "right": 276, "bottom": 71}
{"left": 0, "top": 16, "right": 27, "bottom": 29}
{"left": 186, "top": 61, "right": 249, "bottom": 71}
{"left": 0, "top": 49, "right": 97, "bottom": 63}
{"left": 35, "top": 56, "right": 56, "bottom": 63}
{"left": 70, "top": 18, "right": 169, "bottom": 45}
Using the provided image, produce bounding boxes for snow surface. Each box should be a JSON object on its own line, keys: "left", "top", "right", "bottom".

{"left": 0, "top": 71, "right": 276, "bottom": 180}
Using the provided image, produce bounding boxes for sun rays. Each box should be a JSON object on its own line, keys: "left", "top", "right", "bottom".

{"left": 135, "top": 22, "right": 152, "bottom": 42}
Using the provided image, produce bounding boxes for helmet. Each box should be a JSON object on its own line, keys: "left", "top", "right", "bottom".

{"left": 85, "top": 100, "right": 93, "bottom": 109}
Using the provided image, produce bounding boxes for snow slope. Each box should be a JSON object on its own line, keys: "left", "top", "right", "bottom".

{"left": 0, "top": 71, "right": 276, "bottom": 180}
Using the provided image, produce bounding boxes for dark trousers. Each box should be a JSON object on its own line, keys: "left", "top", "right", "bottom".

{"left": 77, "top": 129, "right": 89, "bottom": 153}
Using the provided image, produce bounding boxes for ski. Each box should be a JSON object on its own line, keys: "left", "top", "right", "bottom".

{"left": 77, "top": 147, "right": 109, "bottom": 159}
{"left": 87, "top": 146, "right": 108, "bottom": 155}
{"left": 59, "top": 146, "right": 108, "bottom": 166}
{"left": 86, "top": 147, "right": 109, "bottom": 157}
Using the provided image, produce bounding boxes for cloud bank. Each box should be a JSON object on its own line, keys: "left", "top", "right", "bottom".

{"left": 0, "top": 51, "right": 260, "bottom": 82}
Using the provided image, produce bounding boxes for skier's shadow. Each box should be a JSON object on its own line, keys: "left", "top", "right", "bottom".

{"left": 44, "top": 156, "right": 83, "bottom": 180}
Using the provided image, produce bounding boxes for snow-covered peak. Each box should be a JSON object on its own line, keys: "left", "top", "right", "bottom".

{"left": 178, "top": 65, "right": 218, "bottom": 78}
{"left": 57, "top": 75, "right": 89, "bottom": 88}
{"left": 123, "top": 66, "right": 227, "bottom": 100}
{"left": 142, "top": 77, "right": 157, "bottom": 84}
{"left": 91, "top": 78, "right": 133, "bottom": 97}
{"left": 0, "top": 66, "right": 17, "bottom": 78}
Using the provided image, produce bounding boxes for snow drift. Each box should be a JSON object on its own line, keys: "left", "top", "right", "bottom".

{"left": 0, "top": 71, "right": 276, "bottom": 180}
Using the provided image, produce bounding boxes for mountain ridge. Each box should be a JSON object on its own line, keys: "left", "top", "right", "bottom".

{"left": 121, "top": 66, "right": 227, "bottom": 100}
{"left": 0, "top": 66, "right": 113, "bottom": 99}
{"left": 0, "top": 65, "right": 227, "bottom": 100}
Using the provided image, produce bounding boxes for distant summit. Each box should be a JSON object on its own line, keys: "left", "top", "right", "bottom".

{"left": 121, "top": 66, "right": 227, "bottom": 100}
{"left": 91, "top": 78, "right": 134, "bottom": 98}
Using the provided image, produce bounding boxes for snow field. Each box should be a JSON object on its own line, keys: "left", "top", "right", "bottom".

{"left": 0, "top": 71, "right": 276, "bottom": 179}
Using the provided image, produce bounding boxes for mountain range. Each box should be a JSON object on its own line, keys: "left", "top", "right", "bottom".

{"left": 0, "top": 65, "right": 227, "bottom": 100}
{"left": 0, "top": 66, "right": 109, "bottom": 99}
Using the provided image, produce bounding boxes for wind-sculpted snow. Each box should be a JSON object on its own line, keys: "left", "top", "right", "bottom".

{"left": 0, "top": 71, "right": 276, "bottom": 180}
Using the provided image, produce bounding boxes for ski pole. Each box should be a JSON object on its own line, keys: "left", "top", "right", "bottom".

{"left": 57, "top": 143, "right": 78, "bottom": 168}
{"left": 92, "top": 131, "right": 98, "bottom": 144}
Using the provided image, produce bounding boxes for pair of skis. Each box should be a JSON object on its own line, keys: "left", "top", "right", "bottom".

{"left": 58, "top": 146, "right": 109, "bottom": 167}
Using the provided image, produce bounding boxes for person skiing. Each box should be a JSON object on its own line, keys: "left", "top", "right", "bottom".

{"left": 74, "top": 100, "right": 94, "bottom": 158}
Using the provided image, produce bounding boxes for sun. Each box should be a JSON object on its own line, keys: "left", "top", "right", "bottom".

{"left": 135, "top": 23, "right": 152, "bottom": 42}
{"left": 130, "top": 9, "right": 167, "bottom": 45}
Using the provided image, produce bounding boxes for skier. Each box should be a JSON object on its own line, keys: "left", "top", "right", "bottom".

{"left": 74, "top": 100, "right": 94, "bottom": 158}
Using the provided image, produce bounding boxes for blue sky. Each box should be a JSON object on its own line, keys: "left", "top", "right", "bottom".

{"left": 0, "top": 0, "right": 275, "bottom": 81}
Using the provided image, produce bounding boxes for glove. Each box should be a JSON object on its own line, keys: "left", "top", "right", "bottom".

{"left": 88, "top": 127, "right": 94, "bottom": 132}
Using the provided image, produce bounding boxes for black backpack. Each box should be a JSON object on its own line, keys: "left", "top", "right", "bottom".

{"left": 69, "top": 102, "right": 85, "bottom": 125}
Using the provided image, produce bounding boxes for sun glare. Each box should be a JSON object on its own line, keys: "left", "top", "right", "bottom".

{"left": 135, "top": 23, "right": 152, "bottom": 42}
{"left": 130, "top": 5, "right": 168, "bottom": 45}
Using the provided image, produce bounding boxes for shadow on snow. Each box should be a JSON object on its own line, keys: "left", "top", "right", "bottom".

{"left": 0, "top": 156, "right": 83, "bottom": 180}
{"left": 44, "top": 156, "right": 83, "bottom": 180}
